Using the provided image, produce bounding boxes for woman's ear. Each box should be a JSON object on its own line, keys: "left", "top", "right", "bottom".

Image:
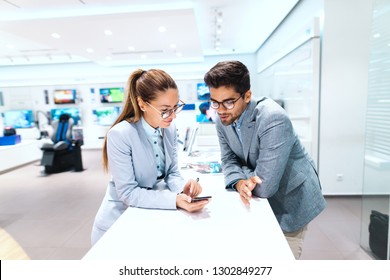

{"left": 137, "top": 97, "right": 146, "bottom": 112}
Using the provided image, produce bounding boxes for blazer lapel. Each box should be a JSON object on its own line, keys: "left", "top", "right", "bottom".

{"left": 162, "top": 127, "right": 173, "bottom": 174}
{"left": 134, "top": 121, "right": 155, "bottom": 165}
{"left": 241, "top": 100, "right": 257, "bottom": 162}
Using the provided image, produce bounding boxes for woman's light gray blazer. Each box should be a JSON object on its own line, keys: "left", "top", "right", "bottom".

{"left": 92, "top": 120, "right": 185, "bottom": 236}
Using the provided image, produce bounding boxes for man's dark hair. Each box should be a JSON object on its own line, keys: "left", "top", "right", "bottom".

{"left": 204, "top": 60, "right": 250, "bottom": 94}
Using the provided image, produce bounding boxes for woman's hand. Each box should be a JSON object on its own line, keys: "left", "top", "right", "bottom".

{"left": 182, "top": 178, "right": 202, "bottom": 198}
{"left": 176, "top": 193, "right": 208, "bottom": 212}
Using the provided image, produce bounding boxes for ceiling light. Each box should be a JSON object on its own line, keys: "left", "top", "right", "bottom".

{"left": 216, "top": 25, "right": 222, "bottom": 35}
{"left": 104, "top": 30, "right": 113, "bottom": 36}
{"left": 105, "top": 56, "right": 112, "bottom": 60}
{"left": 86, "top": 48, "right": 94, "bottom": 53}
{"left": 128, "top": 46, "right": 135, "bottom": 51}
{"left": 158, "top": 26, "right": 166, "bottom": 33}
{"left": 373, "top": 33, "right": 381, "bottom": 38}
{"left": 51, "top": 33, "right": 61, "bottom": 39}
{"left": 216, "top": 11, "right": 223, "bottom": 23}
{"left": 141, "top": 54, "right": 147, "bottom": 59}
{"left": 170, "top": 43, "right": 177, "bottom": 49}
{"left": 176, "top": 52, "right": 182, "bottom": 57}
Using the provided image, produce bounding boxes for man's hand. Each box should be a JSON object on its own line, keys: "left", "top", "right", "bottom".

{"left": 235, "top": 176, "right": 262, "bottom": 206}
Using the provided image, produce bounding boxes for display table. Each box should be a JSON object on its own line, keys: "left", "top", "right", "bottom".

{"left": 0, "top": 140, "right": 41, "bottom": 173}
{"left": 83, "top": 174, "right": 294, "bottom": 260}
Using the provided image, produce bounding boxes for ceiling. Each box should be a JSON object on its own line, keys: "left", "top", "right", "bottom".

{"left": 0, "top": 0, "right": 299, "bottom": 67}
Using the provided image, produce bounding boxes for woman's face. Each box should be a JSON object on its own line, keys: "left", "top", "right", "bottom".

{"left": 140, "top": 88, "right": 180, "bottom": 129}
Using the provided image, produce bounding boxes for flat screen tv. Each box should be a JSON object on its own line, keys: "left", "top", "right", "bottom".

{"left": 50, "top": 108, "right": 81, "bottom": 125}
{"left": 53, "top": 89, "right": 77, "bottom": 104}
{"left": 92, "top": 106, "right": 121, "bottom": 126}
{"left": 196, "top": 82, "right": 210, "bottom": 100}
{"left": 99, "top": 87, "right": 124, "bottom": 103}
{"left": 2, "top": 110, "right": 35, "bottom": 129}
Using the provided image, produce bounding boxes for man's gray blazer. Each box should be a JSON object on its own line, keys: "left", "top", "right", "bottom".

{"left": 216, "top": 98, "right": 326, "bottom": 232}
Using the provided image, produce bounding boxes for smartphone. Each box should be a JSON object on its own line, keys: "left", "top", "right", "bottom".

{"left": 191, "top": 196, "right": 212, "bottom": 202}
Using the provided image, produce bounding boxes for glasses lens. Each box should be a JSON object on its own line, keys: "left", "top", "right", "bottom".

{"left": 162, "top": 111, "right": 171, "bottom": 119}
{"left": 174, "top": 104, "right": 184, "bottom": 115}
{"left": 223, "top": 101, "right": 235, "bottom": 109}
{"left": 210, "top": 101, "right": 219, "bottom": 109}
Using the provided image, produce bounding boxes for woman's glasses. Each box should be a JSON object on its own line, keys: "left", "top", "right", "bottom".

{"left": 146, "top": 99, "right": 186, "bottom": 119}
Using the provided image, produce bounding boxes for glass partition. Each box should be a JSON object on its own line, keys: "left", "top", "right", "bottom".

{"left": 360, "top": 0, "right": 390, "bottom": 260}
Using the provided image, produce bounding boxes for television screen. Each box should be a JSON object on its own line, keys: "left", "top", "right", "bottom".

{"left": 195, "top": 101, "right": 216, "bottom": 123}
{"left": 53, "top": 89, "right": 77, "bottom": 104}
{"left": 2, "top": 110, "right": 35, "bottom": 129}
{"left": 99, "top": 87, "right": 124, "bottom": 103}
{"left": 92, "top": 106, "right": 121, "bottom": 126}
{"left": 50, "top": 108, "right": 81, "bottom": 125}
{"left": 196, "top": 83, "right": 210, "bottom": 100}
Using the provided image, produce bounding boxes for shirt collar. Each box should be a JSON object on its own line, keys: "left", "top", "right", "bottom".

{"left": 232, "top": 106, "right": 248, "bottom": 128}
{"left": 141, "top": 117, "right": 163, "bottom": 137}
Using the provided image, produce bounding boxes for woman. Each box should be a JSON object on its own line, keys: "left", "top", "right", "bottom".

{"left": 91, "top": 69, "right": 208, "bottom": 245}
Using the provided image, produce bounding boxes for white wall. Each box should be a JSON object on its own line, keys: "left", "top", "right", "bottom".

{"left": 255, "top": 0, "right": 373, "bottom": 195}
{"left": 319, "top": 0, "right": 372, "bottom": 194}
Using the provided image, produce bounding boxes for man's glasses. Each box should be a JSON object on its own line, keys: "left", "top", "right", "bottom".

{"left": 209, "top": 95, "right": 243, "bottom": 110}
{"left": 146, "top": 99, "right": 186, "bottom": 119}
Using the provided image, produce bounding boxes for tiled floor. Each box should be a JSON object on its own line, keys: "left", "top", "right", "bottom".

{"left": 0, "top": 149, "right": 376, "bottom": 260}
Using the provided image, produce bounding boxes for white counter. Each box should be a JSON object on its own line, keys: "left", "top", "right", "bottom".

{"left": 83, "top": 174, "right": 294, "bottom": 260}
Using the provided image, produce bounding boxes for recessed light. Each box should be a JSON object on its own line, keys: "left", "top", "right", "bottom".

{"left": 170, "top": 43, "right": 177, "bottom": 49}
{"left": 158, "top": 26, "right": 166, "bottom": 33}
{"left": 128, "top": 46, "right": 135, "bottom": 51}
{"left": 105, "top": 56, "right": 112, "bottom": 60}
{"left": 141, "top": 54, "right": 147, "bottom": 59}
{"left": 373, "top": 33, "right": 381, "bottom": 38}
{"left": 104, "top": 30, "right": 113, "bottom": 36}
{"left": 86, "top": 48, "right": 94, "bottom": 53}
{"left": 51, "top": 33, "right": 61, "bottom": 39}
{"left": 176, "top": 52, "right": 182, "bottom": 57}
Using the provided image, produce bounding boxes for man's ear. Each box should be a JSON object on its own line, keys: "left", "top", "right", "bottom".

{"left": 244, "top": 90, "right": 252, "bottom": 103}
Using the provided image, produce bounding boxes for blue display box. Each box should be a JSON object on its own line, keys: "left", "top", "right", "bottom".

{"left": 0, "top": 135, "right": 21, "bottom": 146}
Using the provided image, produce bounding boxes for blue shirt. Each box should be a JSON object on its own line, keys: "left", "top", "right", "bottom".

{"left": 141, "top": 117, "right": 165, "bottom": 178}
{"left": 231, "top": 107, "right": 248, "bottom": 144}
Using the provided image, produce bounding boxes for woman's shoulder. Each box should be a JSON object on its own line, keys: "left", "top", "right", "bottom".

{"left": 108, "top": 120, "right": 137, "bottom": 136}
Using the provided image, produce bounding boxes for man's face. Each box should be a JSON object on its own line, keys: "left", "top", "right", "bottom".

{"left": 209, "top": 86, "right": 251, "bottom": 126}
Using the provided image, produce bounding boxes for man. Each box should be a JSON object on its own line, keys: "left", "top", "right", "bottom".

{"left": 204, "top": 60, "right": 326, "bottom": 259}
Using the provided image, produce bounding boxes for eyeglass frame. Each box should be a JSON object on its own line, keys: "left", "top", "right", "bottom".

{"left": 145, "top": 99, "right": 186, "bottom": 119}
{"left": 209, "top": 94, "right": 244, "bottom": 110}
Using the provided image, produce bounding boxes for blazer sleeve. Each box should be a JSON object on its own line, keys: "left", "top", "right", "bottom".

{"left": 216, "top": 123, "right": 248, "bottom": 188}
{"left": 251, "top": 111, "right": 296, "bottom": 198}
